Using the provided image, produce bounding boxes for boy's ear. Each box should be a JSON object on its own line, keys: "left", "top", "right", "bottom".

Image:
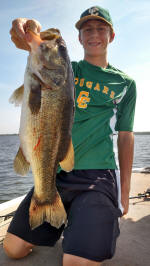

{"left": 78, "top": 32, "right": 83, "bottom": 45}
{"left": 109, "top": 32, "right": 115, "bottom": 43}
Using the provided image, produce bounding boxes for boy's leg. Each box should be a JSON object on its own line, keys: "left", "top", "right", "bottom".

{"left": 3, "top": 187, "right": 64, "bottom": 259}
{"left": 3, "top": 233, "right": 34, "bottom": 259}
{"left": 63, "top": 254, "right": 102, "bottom": 266}
{"left": 62, "top": 190, "right": 121, "bottom": 264}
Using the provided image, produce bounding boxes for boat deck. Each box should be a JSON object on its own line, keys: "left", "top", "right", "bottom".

{"left": 0, "top": 173, "right": 150, "bottom": 266}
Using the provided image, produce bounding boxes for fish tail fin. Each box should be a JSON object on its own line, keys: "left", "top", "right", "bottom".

{"left": 29, "top": 192, "right": 67, "bottom": 230}
{"left": 14, "top": 147, "right": 30, "bottom": 176}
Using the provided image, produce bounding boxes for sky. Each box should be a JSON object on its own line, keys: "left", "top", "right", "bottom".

{"left": 0, "top": 0, "right": 150, "bottom": 134}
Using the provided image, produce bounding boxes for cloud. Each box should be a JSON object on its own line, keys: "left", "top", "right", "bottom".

{"left": 113, "top": 0, "right": 150, "bottom": 23}
{"left": 0, "top": 107, "right": 20, "bottom": 134}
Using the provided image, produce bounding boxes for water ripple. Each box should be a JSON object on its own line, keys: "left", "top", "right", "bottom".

{"left": 0, "top": 134, "right": 150, "bottom": 203}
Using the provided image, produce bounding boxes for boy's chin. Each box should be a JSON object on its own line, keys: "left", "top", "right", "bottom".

{"left": 85, "top": 51, "right": 106, "bottom": 57}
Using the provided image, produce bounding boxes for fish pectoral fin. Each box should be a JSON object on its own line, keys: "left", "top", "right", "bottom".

{"left": 14, "top": 147, "right": 30, "bottom": 176}
{"left": 9, "top": 85, "right": 24, "bottom": 106}
{"left": 59, "top": 139, "right": 74, "bottom": 172}
{"left": 29, "top": 192, "right": 67, "bottom": 230}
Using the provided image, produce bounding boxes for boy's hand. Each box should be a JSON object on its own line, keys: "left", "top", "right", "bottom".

{"left": 10, "top": 18, "right": 41, "bottom": 51}
{"left": 121, "top": 190, "right": 129, "bottom": 216}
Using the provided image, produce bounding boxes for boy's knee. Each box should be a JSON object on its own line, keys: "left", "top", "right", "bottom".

{"left": 103, "top": 243, "right": 116, "bottom": 261}
{"left": 3, "top": 232, "right": 34, "bottom": 259}
{"left": 63, "top": 254, "right": 101, "bottom": 266}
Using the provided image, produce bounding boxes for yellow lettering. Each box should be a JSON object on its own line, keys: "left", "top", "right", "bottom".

{"left": 77, "top": 91, "right": 90, "bottom": 109}
{"left": 110, "top": 91, "right": 115, "bottom": 99}
{"left": 86, "top": 81, "right": 93, "bottom": 89}
{"left": 79, "top": 78, "right": 85, "bottom": 87}
{"left": 74, "top": 77, "right": 79, "bottom": 85}
{"left": 94, "top": 83, "right": 100, "bottom": 91}
{"left": 102, "top": 86, "right": 109, "bottom": 94}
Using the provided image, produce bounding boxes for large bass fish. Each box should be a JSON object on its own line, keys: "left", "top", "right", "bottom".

{"left": 10, "top": 21, "right": 75, "bottom": 230}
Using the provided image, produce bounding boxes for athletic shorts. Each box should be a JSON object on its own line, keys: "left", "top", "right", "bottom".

{"left": 8, "top": 169, "right": 122, "bottom": 262}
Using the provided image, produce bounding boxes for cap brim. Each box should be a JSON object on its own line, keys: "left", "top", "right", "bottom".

{"left": 75, "top": 15, "right": 113, "bottom": 31}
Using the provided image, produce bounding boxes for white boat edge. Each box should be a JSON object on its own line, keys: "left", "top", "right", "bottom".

{"left": 0, "top": 195, "right": 26, "bottom": 216}
{"left": 0, "top": 195, "right": 26, "bottom": 243}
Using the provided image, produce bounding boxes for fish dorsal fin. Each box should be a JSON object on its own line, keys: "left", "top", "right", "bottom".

{"left": 59, "top": 139, "right": 74, "bottom": 172}
{"left": 9, "top": 85, "right": 24, "bottom": 106}
{"left": 14, "top": 147, "right": 30, "bottom": 176}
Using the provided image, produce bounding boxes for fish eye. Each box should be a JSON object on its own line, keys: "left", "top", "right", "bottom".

{"left": 56, "top": 37, "right": 66, "bottom": 48}
{"left": 56, "top": 37, "right": 62, "bottom": 45}
{"left": 40, "top": 43, "right": 47, "bottom": 50}
{"left": 59, "top": 44, "right": 66, "bottom": 51}
{"left": 58, "top": 44, "right": 67, "bottom": 60}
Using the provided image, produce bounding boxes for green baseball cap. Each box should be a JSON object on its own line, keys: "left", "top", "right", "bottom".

{"left": 75, "top": 6, "right": 114, "bottom": 31}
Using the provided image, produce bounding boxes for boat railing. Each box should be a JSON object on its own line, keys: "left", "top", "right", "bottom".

{"left": 0, "top": 195, "right": 26, "bottom": 244}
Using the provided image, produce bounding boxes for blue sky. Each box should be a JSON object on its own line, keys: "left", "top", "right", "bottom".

{"left": 0, "top": 0, "right": 150, "bottom": 133}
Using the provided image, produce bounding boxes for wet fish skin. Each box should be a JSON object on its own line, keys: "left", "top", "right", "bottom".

{"left": 10, "top": 27, "right": 75, "bottom": 229}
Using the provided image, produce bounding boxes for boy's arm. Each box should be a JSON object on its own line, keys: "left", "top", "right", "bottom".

{"left": 117, "top": 131, "right": 134, "bottom": 215}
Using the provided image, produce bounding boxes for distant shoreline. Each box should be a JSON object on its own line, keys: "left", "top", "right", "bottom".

{"left": 0, "top": 134, "right": 18, "bottom": 136}
{"left": 0, "top": 132, "right": 150, "bottom": 136}
{"left": 134, "top": 132, "right": 150, "bottom": 135}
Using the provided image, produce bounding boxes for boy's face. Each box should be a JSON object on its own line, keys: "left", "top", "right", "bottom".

{"left": 79, "top": 20, "right": 114, "bottom": 57}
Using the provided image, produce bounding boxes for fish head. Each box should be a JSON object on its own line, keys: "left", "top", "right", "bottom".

{"left": 27, "top": 29, "right": 70, "bottom": 89}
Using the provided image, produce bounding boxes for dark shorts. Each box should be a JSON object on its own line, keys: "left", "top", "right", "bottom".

{"left": 8, "top": 169, "right": 122, "bottom": 262}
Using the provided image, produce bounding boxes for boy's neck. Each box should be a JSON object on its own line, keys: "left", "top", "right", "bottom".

{"left": 84, "top": 54, "right": 108, "bottom": 69}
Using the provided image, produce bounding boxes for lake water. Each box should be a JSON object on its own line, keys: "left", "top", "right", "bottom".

{"left": 0, "top": 134, "right": 150, "bottom": 203}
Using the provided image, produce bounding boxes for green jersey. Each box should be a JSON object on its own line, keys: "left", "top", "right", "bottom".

{"left": 70, "top": 60, "right": 136, "bottom": 170}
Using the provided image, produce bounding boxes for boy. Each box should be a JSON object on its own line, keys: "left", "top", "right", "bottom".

{"left": 3, "top": 6, "right": 136, "bottom": 266}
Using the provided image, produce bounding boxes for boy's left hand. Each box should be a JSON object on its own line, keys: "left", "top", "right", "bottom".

{"left": 121, "top": 191, "right": 129, "bottom": 216}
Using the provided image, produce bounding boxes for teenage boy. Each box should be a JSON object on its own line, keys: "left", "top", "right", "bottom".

{"left": 3, "top": 6, "right": 136, "bottom": 266}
